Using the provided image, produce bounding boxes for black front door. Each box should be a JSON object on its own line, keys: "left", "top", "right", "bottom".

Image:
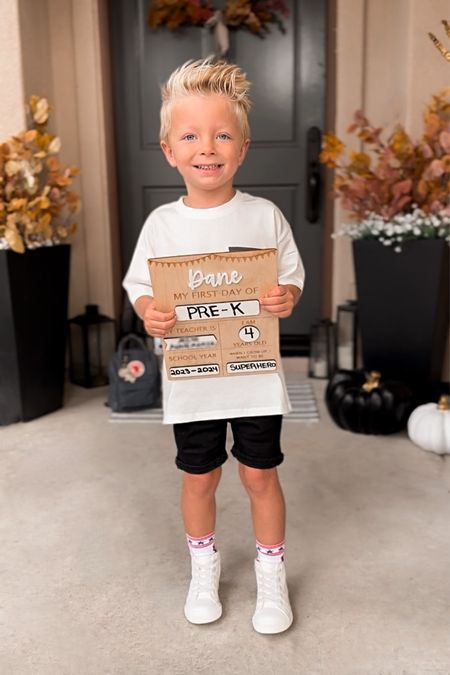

{"left": 109, "top": 0, "right": 327, "bottom": 349}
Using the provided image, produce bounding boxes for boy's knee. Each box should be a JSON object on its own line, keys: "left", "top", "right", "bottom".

{"left": 183, "top": 467, "right": 221, "bottom": 497}
{"left": 238, "top": 464, "right": 278, "bottom": 495}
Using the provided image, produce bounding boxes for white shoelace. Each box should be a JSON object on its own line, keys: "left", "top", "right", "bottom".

{"left": 256, "top": 563, "right": 289, "bottom": 610}
{"left": 191, "top": 556, "right": 219, "bottom": 598}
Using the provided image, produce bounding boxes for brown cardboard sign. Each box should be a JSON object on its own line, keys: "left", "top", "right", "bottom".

{"left": 148, "top": 249, "right": 280, "bottom": 380}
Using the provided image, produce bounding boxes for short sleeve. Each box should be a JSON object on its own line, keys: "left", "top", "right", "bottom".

{"left": 122, "top": 218, "right": 155, "bottom": 305}
{"left": 275, "top": 208, "right": 305, "bottom": 290}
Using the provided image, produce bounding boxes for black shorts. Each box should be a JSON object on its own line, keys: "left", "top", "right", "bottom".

{"left": 173, "top": 415, "right": 284, "bottom": 474}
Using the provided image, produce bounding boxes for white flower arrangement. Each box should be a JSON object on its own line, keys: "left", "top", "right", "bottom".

{"left": 320, "top": 89, "right": 450, "bottom": 253}
{"left": 334, "top": 208, "right": 450, "bottom": 253}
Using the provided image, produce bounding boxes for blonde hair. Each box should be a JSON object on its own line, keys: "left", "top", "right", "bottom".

{"left": 160, "top": 58, "right": 251, "bottom": 142}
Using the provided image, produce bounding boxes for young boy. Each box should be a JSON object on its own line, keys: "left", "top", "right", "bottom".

{"left": 123, "top": 58, "right": 305, "bottom": 634}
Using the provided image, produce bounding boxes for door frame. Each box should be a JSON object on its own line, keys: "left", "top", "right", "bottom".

{"left": 322, "top": 0, "right": 337, "bottom": 320}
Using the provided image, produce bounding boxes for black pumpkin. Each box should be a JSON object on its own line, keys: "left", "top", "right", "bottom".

{"left": 325, "top": 370, "right": 413, "bottom": 435}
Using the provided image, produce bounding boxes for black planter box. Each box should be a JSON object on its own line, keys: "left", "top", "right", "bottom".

{"left": 0, "top": 245, "right": 71, "bottom": 425}
{"left": 353, "top": 239, "right": 449, "bottom": 396}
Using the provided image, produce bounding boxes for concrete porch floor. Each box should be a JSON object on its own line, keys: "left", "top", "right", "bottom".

{"left": 0, "top": 359, "right": 448, "bottom": 675}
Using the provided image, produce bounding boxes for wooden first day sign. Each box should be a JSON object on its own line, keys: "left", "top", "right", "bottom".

{"left": 148, "top": 248, "right": 280, "bottom": 380}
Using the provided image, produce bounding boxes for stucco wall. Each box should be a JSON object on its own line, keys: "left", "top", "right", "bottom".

{"left": 332, "top": 0, "right": 450, "bottom": 310}
{"left": 0, "top": 0, "right": 26, "bottom": 138}
{"left": 406, "top": 0, "right": 450, "bottom": 135}
{"left": 17, "top": 0, "right": 54, "bottom": 106}
{"left": 13, "top": 0, "right": 121, "bottom": 320}
{"left": 332, "top": 0, "right": 449, "bottom": 373}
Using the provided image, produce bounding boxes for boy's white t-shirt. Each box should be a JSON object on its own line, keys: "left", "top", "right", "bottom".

{"left": 123, "top": 190, "right": 305, "bottom": 424}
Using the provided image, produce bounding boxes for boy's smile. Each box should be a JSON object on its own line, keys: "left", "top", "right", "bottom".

{"left": 194, "top": 163, "right": 222, "bottom": 171}
{"left": 160, "top": 95, "right": 250, "bottom": 208}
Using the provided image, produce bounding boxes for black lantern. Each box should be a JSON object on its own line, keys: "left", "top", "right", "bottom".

{"left": 335, "top": 300, "right": 359, "bottom": 371}
{"left": 68, "top": 304, "right": 116, "bottom": 387}
{"left": 309, "top": 319, "right": 336, "bottom": 379}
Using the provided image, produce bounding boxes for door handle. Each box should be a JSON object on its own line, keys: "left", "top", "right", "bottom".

{"left": 305, "top": 126, "right": 322, "bottom": 224}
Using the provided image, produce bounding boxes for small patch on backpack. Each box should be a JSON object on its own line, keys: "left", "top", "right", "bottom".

{"left": 118, "top": 360, "right": 146, "bottom": 383}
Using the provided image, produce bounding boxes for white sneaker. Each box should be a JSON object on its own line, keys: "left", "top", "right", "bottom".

{"left": 184, "top": 551, "right": 222, "bottom": 624}
{"left": 252, "top": 558, "right": 293, "bottom": 634}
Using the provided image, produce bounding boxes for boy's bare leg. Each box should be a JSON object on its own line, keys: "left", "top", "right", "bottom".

{"left": 239, "top": 463, "right": 292, "bottom": 634}
{"left": 182, "top": 467, "right": 222, "bottom": 625}
{"left": 181, "top": 467, "right": 222, "bottom": 537}
{"left": 238, "top": 464, "right": 285, "bottom": 543}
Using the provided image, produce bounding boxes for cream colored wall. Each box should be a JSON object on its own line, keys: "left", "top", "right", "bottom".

{"left": 46, "top": 0, "right": 88, "bottom": 317}
{"left": 15, "top": 0, "right": 87, "bottom": 318}
{"left": 406, "top": 0, "right": 450, "bottom": 136}
{"left": 17, "top": 0, "right": 54, "bottom": 106}
{"left": 7, "top": 0, "right": 120, "bottom": 320}
{"left": 68, "top": 0, "right": 121, "bottom": 319}
{"left": 332, "top": 0, "right": 366, "bottom": 306}
{"left": 333, "top": 0, "right": 450, "bottom": 311}
{"left": 0, "top": 0, "right": 26, "bottom": 137}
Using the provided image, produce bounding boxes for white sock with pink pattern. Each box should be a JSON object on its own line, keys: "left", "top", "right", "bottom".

{"left": 256, "top": 539, "right": 285, "bottom": 564}
{"left": 186, "top": 531, "right": 217, "bottom": 557}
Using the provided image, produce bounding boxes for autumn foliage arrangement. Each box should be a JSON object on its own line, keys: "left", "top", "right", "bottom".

{"left": 320, "top": 88, "right": 450, "bottom": 251}
{"left": 148, "top": 0, "right": 289, "bottom": 36}
{"left": 0, "top": 96, "right": 81, "bottom": 254}
{"left": 148, "top": 0, "right": 214, "bottom": 28}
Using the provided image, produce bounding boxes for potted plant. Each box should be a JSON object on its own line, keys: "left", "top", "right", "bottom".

{"left": 320, "top": 88, "right": 450, "bottom": 399}
{"left": 0, "top": 96, "right": 81, "bottom": 425}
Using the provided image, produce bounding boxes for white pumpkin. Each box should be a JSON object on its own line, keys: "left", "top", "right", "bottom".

{"left": 407, "top": 395, "right": 450, "bottom": 455}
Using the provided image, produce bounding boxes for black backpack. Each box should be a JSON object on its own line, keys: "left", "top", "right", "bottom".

{"left": 106, "top": 334, "right": 161, "bottom": 412}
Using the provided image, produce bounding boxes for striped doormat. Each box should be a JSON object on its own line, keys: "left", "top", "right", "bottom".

{"left": 109, "top": 380, "right": 319, "bottom": 423}
{"left": 284, "top": 382, "right": 319, "bottom": 422}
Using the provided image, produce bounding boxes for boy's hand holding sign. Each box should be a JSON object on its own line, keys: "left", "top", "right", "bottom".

{"left": 148, "top": 248, "right": 280, "bottom": 380}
